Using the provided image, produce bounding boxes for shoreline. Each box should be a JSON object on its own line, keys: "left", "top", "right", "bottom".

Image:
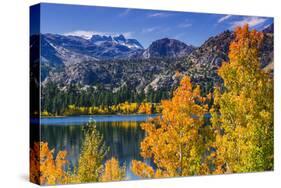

{"left": 40, "top": 113, "right": 158, "bottom": 118}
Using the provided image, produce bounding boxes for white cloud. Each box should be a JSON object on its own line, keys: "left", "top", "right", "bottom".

{"left": 147, "top": 12, "right": 171, "bottom": 18}
{"left": 173, "top": 33, "right": 185, "bottom": 40}
{"left": 122, "top": 32, "right": 133, "bottom": 38}
{"left": 63, "top": 30, "right": 104, "bottom": 39}
{"left": 230, "top": 17, "right": 267, "bottom": 29}
{"left": 63, "top": 30, "right": 133, "bottom": 39}
{"left": 178, "top": 23, "right": 192, "bottom": 28}
{"left": 142, "top": 27, "right": 158, "bottom": 33}
{"left": 218, "top": 15, "right": 232, "bottom": 23}
{"left": 119, "top": 9, "right": 131, "bottom": 17}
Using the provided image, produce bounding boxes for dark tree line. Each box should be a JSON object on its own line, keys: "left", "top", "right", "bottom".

{"left": 41, "top": 82, "right": 172, "bottom": 115}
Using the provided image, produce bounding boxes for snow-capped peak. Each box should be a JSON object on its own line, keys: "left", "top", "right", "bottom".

{"left": 90, "top": 34, "right": 143, "bottom": 49}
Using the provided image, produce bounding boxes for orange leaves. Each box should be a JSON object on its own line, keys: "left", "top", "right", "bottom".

{"left": 229, "top": 25, "right": 263, "bottom": 65}
{"left": 176, "top": 76, "right": 193, "bottom": 91}
{"left": 31, "top": 24, "right": 273, "bottom": 183}
{"left": 211, "top": 24, "right": 273, "bottom": 173}
{"left": 131, "top": 160, "right": 155, "bottom": 178}
{"left": 30, "top": 142, "right": 68, "bottom": 185}
{"left": 138, "top": 102, "right": 153, "bottom": 114}
{"left": 30, "top": 124, "right": 127, "bottom": 185}
{"left": 161, "top": 76, "right": 207, "bottom": 133}
{"left": 133, "top": 25, "right": 273, "bottom": 177}
{"left": 132, "top": 75, "right": 210, "bottom": 177}
{"left": 55, "top": 151, "right": 68, "bottom": 178}
{"left": 218, "top": 24, "right": 265, "bottom": 93}
{"left": 100, "top": 157, "right": 126, "bottom": 182}
{"left": 30, "top": 142, "right": 40, "bottom": 184}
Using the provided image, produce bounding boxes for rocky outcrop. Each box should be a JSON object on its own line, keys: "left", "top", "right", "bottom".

{"left": 143, "top": 38, "right": 194, "bottom": 59}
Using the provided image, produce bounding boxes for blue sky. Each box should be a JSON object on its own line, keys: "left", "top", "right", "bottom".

{"left": 40, "top": 3, "right": 273, "bottom": 48}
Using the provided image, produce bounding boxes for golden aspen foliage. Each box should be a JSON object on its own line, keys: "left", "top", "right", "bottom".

{"left": 211, "top": 25, "right": 274, "bottom": 173}
{"left": 131, "top": 76, "right": 210, "bottom": 177}
{"left": 138, "top": 102, "right": 153, "bottom": 114}
{"left": 62, "top": 102, "right": 158, "bottom": 115}
{"left": 69, "top": 123, "right": 108, "bottom": 183}
{"left": 100, "top": 157, "right": 126, "bottom": 182}
{"left": 41, "top": 110, "right": 50, "bottom": 116}
{"left": 30, "top": 142, "right": 67, "bottom": 185}
{"left": 131, "top": 160, "right": 155, "bottom": 178}
{"left": 117, "top": 101, "right": 138, "bottom": 114}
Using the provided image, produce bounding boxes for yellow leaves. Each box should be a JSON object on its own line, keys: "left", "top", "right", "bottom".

{"left": 114, "top": 101, "right": 138, "bottom": 114}
{"left": 229, "top": 25, "right": 263, "bottom": 65}
{"left": 75, "top": 123, "right": 108, "bottom": 183}
{"left": 41, "top": 110, "right": 50, "bottom": 116}
{"left": 66, "top": 123, "right": 123, "bottom": 183}
{"left": 30, "top": 142, "right": 40, "bottom": 184}
{"left": 211, "top": 24, "right": 273, "bottom": 173}
{"left": 31, "top": 24, "right": 273, "bottom": 183}
{"left": 132, "top": 75, "right": 210, "bottom": 177}
{"left": 138, "top": 102, "right": 153, "bottom": 114}
{"left": 30, "top": 142, "right": 68, "bottom": 185}
{"left": 178, "top": 76, "right": 193, "bottom": 91}
{"left": 62, "top": 102, "right": 159, "bottom": 115}
{"left": 131, "top": 160, "right": 155, "bottom": 178}
{"left": 133, "top": 24, "right": 273, "bottom": 178}
{"left": 219, "top": 25, "right": 266, "bottom": 94}
{"left": 100, "top": 157, "right": 126, "bottom": 182}
{"left": 30, "top": 124, "right": 127, "bottom": 185}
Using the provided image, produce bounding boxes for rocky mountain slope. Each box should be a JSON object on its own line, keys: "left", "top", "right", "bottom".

{"left": 40, "top": 34, "right": 194, "bottom": 65}
{"left": 43, "top": 58, "right": 187, "bottom": 93}
{"left": 41, "top": 33, "right": 144, "bottom": 63}
{"left": 142, "top": 38, "right": 194, "bottom": 59}
{"left": 183, "top": 25, "right": 273, "bottom": 89}
{"left": 38, "top": 24, "right": 273, "bottom": 94}
{"left": 38, "top": 33, "right": 196, "bottom": 81}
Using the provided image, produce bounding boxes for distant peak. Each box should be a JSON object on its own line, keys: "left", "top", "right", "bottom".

{"left": 113, "top": 34, "right": 126, "bottom": 42}
{"left": 117, "top": 34, "right": 125, "bottom": 38}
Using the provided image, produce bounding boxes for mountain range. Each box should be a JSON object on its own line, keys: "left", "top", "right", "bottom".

{"left": 40, "top": 33, "right": 194, "bottom": 65}
{"left": 32, "top": 24, "right": 274, "bottom": 94}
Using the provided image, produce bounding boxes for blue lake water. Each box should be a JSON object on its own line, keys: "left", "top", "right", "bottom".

{"left": 40, "top": 114, "right": 157, "bottom": 125}
{"left": 40, "top": 114, "right": 157, "bottom": 180}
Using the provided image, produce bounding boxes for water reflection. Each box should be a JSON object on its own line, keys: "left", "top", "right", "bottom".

{"left": 41, "top": 119, "right": 152, "bottom": 180}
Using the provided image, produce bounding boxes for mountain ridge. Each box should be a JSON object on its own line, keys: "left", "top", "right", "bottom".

{"left": 32, "top": 24, "right": 273, "bottom": 94}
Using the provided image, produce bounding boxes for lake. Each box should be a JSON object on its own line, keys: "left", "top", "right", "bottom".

{"left": 40, "top": 114, "right": 157, "bottom": 180}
